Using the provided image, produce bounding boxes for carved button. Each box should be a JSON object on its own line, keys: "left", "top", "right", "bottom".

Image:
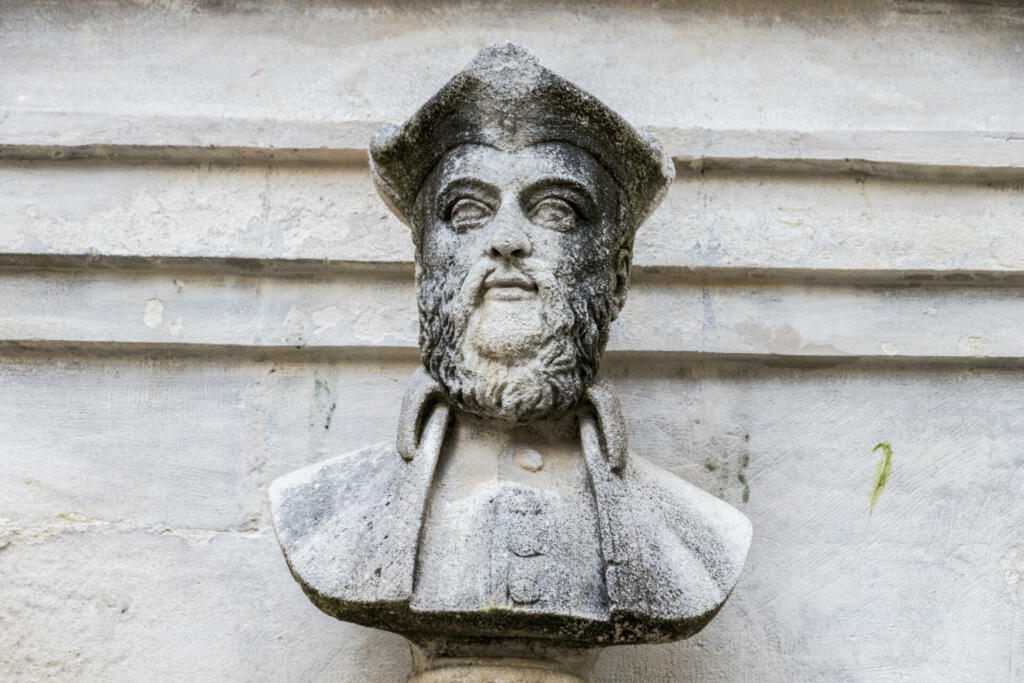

{"left": 499, "top": 487, "right": 542, "bottom": 515}
{"left": 515, "top": 448, "right": 544, "bottom": 472}
{"left": 508, "top": 529, "right": 546, "bottom": 557}
{"left": 507, "top": 565, "right": 546, "bottom": 606}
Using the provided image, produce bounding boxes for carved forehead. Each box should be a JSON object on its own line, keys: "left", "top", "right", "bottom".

{"left": 432, "top": 142, "right": 613, "bottom": 196}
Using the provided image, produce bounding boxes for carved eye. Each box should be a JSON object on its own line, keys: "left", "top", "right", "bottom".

{"left": 448, "top": 197, "right": 492, "bottom": 230}
{"left": 529, "top": 197, "right": 578, "bottom": 232}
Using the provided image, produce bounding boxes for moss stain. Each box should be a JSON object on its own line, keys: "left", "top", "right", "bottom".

{"left": 870, "top": 442, "right": 893, "bottom": 515}
{"left": 738, "top": 446, "right": 751, "bottom": 503}
{"left": 312, "top": 378, "right": 335, "bottom": 430}
{"left": 704, "top": 434, "right": 752, "bottom": 504}
{"left": 56, "top": 512, "right": 87, "bottom": 522}
{"left": 324, "top": 402, "right": 337, "bottom": 431}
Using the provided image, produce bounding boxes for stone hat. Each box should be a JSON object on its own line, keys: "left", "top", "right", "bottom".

{"left": 369, "top": 43, "right": 675, "bottom": 244}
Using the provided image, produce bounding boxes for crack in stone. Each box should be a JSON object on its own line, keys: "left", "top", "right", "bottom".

{"left": 0, "top": 514, "right": 267, "bottom": 548}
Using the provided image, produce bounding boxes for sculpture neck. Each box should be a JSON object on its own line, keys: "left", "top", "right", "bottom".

{"left": 430, "top": 410, "right": 585, "bottom": 499}
{"left": 408, "top": 641, "right": 598, "bottom": 682}
{"left": 453, "top": 410, "right": 580, "bottom": 449}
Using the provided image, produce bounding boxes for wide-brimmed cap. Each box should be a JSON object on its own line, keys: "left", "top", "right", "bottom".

{"left": 369, "top": 43, "right": 675, "bottom": 243}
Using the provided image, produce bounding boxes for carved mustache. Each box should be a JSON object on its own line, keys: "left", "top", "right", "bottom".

{"left": 431, "top": 256, "right": 574, "bottom": 364}
{"left": 455, "top": 258, "right": 559, "bottom": 310}
{"left": 482, "top": 270, "right": 536, "bottom": 292}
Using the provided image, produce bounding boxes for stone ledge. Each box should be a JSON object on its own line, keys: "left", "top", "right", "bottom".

{"left": 2, "top": 265, "right": 1022, "bottom": 360}
{"left": 6, "top": 253, "right": 1024, "bottom": 286}
{"left": 2, "top": 113, "right": 1021, "bottom": 180}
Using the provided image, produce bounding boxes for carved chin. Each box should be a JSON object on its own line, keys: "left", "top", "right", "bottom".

{"left": 451, "top": 348, "right": 580, "bottom": 423}
{"left": 466, "top": 299, "right": 547, "bottom": 361}
{"left": 418, "top": 269, "right": 608, "bottom": 423}
{"left": 439, "top": 300, "right": 581, "bottom": 422}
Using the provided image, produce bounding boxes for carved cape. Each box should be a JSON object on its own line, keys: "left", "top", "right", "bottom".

{"left": 270, "top": 370, "right": 751, "bottom": 646}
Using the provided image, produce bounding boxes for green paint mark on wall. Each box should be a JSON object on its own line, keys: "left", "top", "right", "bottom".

{"left": 870, "top": 442, "right": 893, "bottom": 515}
{"left": 324, "top": 402, "right": 337, "bottom": 430}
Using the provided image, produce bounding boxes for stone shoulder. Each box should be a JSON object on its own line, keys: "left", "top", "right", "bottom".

{"left": 620, "top": 453, "right": 752, "bottom": 630}
{"left": 633, "top": 454, "right": 753, "bottom": 573}
{"left": 266, "top": 441, "right": 752, "bottom": 644}
{"left": 269, "top": 442, "right": 396, "bottom": 547}
{"left": 268, "top": 442, "right": 403, "bottom": 604}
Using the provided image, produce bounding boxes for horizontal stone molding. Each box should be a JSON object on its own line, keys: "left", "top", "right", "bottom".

{"left": 2, "top": 113, "right": 1022, "bottom": 180}
{"left": 6, "top": 341, "right": 1024, "bottom": 372}
{"left": 6, "top": 253, "right": 1024, "bottom": 286}
{"left": 2, "top": 267, "right": 1022, "bottom": 362}
{"left": 3, "top": 159, "right": 1021, "bottom": 276}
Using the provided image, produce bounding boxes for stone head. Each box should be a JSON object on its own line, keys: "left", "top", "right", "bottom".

{"left": 370, "top": 44, "right": 674, "bottom": 423}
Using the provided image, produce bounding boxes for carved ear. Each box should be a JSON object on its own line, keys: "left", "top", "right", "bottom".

{"left": 397, "top": 367, "right": 447, "bottom": 461}
{"left": 610, "top": 247, "right": 631, "bottom": 321}
{"left": 583, "top": 378, "right": 629, "bottom": 473}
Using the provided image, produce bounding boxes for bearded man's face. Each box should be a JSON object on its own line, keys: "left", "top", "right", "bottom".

{"left": 413, "top": 142, "right": 628, "bottom": 423}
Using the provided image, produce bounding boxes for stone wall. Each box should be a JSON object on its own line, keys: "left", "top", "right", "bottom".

{"left": 1, "top": 1, "right": 1022, "bottom": 680}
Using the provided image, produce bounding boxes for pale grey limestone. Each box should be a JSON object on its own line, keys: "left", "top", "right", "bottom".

{"left": 270, "top": 45, "right": 751, "bottom": 677}
{"left": 272, "top": 371, "right": 751, "bottom": 644}
{"left": 3, "top": 2, "right": 1024, "bottom": 680}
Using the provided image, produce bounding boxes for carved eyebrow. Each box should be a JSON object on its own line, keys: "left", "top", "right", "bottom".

{"left": 519, "top": 178, "right": 598, "bottom": 219}
{"left": 436, "top": 178, "right": 499, "bottom": 216}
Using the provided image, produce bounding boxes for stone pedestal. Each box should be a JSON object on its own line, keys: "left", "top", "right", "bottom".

{"left": 409, "top": 661, "right": 585, "bottom": 683}
{"left": 408, "top": 641, "right": 598, "bottom": 683}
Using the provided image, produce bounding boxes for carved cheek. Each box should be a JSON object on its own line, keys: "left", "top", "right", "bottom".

{"left": 560, "top": 230, "right": 603, "bottom": 271}
{"left": 421, "top": 224, "right": 456, "bottom": 270}
{"left": 453, "top": 225, "right": 486, "bottom": 261}
{"left": 519, "top": 228, "right": 557, "bottom": 264}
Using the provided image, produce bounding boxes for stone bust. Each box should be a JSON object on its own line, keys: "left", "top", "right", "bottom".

{"left": 271, "top": 44, "right": 751, "bottom": 676}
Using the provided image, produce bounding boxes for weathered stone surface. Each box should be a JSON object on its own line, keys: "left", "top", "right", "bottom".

{"left": 408, "top": 642, "right": 599, "bottom": 682}
{"left": 3, "top": 0, "right": 1023, "bottom": 680}
{"left": 270, "top": 44, "right": 750, "bottom": 676}
{"left": 271, "top": 390, "right": 750, "bottom": 645}
{"left": 0, "top": 529, "right": 413, "bottom": 682}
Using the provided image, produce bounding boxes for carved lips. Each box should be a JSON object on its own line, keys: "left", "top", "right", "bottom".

{"left": 482, "top": 270, "right": 538, "bottom": 301}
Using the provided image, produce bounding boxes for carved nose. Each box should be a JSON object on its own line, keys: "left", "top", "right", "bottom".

{"left": 487, "top": 219, "right": 532, "bottom": 260}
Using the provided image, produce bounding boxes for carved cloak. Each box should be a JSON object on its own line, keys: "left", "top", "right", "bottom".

{"left": 269, "top": 370, "right": 751, "bottom": 646}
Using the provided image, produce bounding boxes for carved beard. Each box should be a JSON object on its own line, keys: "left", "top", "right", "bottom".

{"left": 418, "top": 256, "right": 614, "bottom": 423}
